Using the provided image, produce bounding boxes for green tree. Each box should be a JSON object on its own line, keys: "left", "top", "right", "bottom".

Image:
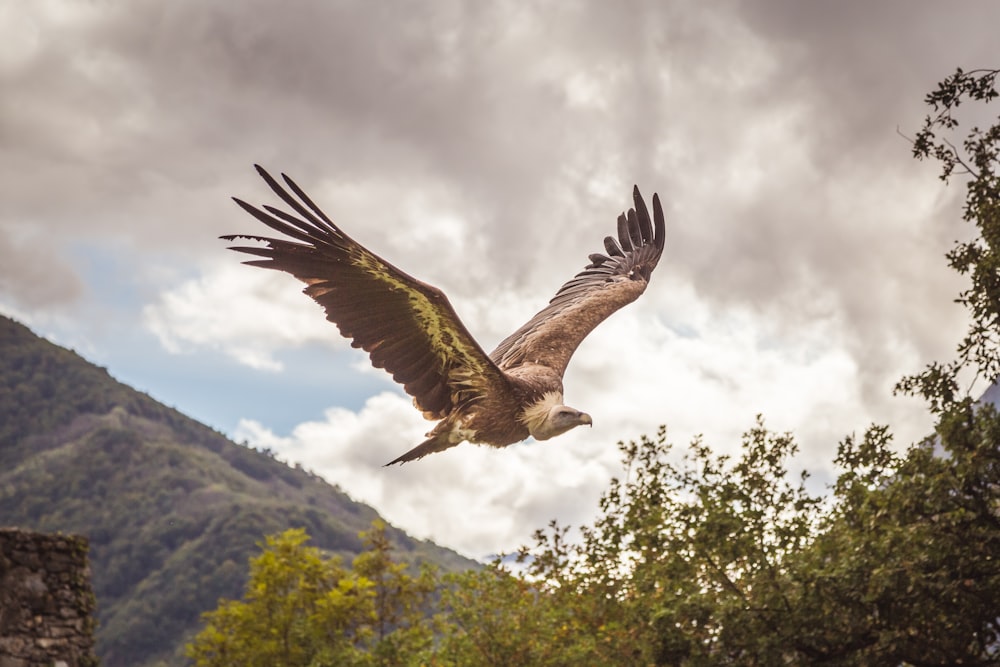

{"left": 898, "top": 67, "right": 1000, "bottom": 411}
{"left": 187, "top": 521, "right": 439, "bottom": 667}
{"left": 185, "top": 528, "right": 373, "bottom": 666}
{"left": 433, "top": 416, "right": 996, "bottom": 665}
{"left": 430, "top": 423, "right": 827, "bottom": 666}
{"left": 352, "top": 521, "right": 440, "bottom": 665}
{"left": 802, "top": 417, "right": 1000, "bottom": 664}
{"left": 436, "top": 558, "right": 610, "bottom": 666}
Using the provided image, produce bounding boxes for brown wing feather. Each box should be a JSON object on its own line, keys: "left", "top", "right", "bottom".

{"left": 490, "top": 185, "right": 665, "bottom": 376}
{"left": 223, "top": 165, "right": 510, "bottom": 419}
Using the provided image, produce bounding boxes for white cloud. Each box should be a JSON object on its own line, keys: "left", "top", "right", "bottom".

{"left": 234, "top": 391, "right": 619, "bottom": 559}
{"left": 142, "top": 261, "right": 334, "bottom": 371}
{"left": 230, "top": 280, "right": 936, "bottom": 559}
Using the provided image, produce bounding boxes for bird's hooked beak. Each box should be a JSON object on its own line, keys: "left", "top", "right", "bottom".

{"left": 579, "top": 412, "right": 593, "bottom": 427}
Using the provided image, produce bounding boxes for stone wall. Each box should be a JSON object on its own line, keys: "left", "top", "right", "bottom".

{"left": 0, "top": 529, "right": 97, "bottom": 667}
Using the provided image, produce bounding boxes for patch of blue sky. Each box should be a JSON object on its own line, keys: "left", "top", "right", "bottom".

{"left": 158, "top": 347, "right": 383, "bottom": 437}
{"left": 62, "top": 241, "right": 394, "bottom": 437}
{"left": 66, "top": 240, "right": 202, "bottom": 308}
{"left": 70, "top": 317, "right": 390, "bottom": 438}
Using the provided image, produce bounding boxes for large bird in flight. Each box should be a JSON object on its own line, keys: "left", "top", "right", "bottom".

{"left": 224, "top": 166, "right": 665, "bottom": 464}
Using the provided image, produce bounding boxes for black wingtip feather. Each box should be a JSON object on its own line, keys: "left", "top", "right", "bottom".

{"left": 624, "top": 186, "right": 666, "bottom": 259}
{"left": 599, "top": 185, "right": 667, "bottom": 281}
{"left": 652, "top": 192, "right": 665, "bottom": 251}
{"left": 616, "top": 214, "right": 634, "bottom": 252}
{"left": 254, "top": 165, "right": 282, "bottom": 195}
{"left": 604, "top": 234, "right": 625, "bottom": 257}
{"left": 627, "top": 209, "right": 643, "bottom": 249}
{"left": 281, "top": 171, "right": 336, "bottom": 227}
{"left": 230, "top": 197, "right": 320, "bottom": 246}
{"left": 249, "top": 166, "right": 340, "bottom": 237}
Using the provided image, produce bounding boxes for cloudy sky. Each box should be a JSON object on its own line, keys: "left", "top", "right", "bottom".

{"left": 3, "top": 1, "right": 998, "bottom": 559}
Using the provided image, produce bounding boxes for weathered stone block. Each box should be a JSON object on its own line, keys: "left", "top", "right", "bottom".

{"left": 0, "top": 529, "right": 97, "bottom": 667}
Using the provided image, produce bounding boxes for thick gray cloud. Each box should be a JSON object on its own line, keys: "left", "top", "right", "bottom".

{"left": 3, "top": 1, "right": 999, "bottom": 555}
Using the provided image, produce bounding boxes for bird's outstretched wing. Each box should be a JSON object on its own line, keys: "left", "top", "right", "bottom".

{"left": 490, "top": 186, "right": 665, "bottom": 376}
{"left": 223, "top": 165, "right": 510, "bottom": 420}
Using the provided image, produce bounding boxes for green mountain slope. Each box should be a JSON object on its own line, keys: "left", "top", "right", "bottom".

{"left": 0, "top": 315, "right": 477, "bottom": 667}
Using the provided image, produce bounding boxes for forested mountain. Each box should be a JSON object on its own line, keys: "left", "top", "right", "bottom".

{"left": 0, "top": 315, "right": 476, "bottom": 667}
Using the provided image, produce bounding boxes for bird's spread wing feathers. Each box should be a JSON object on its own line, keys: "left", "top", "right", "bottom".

{"left": 223, "top": 165, "right": 509, "bottom": 420}
{"left": 490, "top": 186, "right": 665, "bottom": 376}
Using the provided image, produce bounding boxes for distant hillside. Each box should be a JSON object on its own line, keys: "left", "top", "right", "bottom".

{"left": 0, "top": 315, "right": 477, "bottom": 667}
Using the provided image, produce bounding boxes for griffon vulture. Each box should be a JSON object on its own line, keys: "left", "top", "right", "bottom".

{"left": 224, "top": 166, "right": 665, "bottom": 465}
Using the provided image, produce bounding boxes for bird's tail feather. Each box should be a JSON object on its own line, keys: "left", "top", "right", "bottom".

{"left": 384, "top": 434, "right": 457, "bottom": 466}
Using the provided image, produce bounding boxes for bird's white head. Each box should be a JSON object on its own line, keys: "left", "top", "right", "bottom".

{"left": 521, "top": 391, "right": 593, "bottom": 441}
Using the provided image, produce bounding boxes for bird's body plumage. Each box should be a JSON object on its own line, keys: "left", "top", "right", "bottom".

{"left": 225, "top": 166, "right": 665, "bottom": 464}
